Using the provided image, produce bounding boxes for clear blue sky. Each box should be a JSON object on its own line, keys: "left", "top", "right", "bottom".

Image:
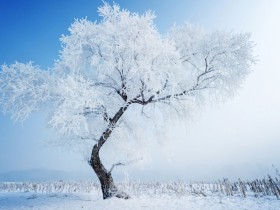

{"left": 0, "top": 0, "right": 226, "bottom": 67}
{"left": 1, "top": 0, "right": 280, "bottom": 181}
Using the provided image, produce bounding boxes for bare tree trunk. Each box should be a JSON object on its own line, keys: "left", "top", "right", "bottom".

{"left": 89, "top": 105, "right": 130, "bottom": 199}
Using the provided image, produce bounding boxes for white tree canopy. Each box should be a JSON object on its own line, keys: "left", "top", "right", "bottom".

{"left": 0, "top": 3, "right": 254, "bottom": 157}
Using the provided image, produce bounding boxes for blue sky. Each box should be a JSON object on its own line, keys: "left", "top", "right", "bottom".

{"left": 1, "top": 0, "right": 280, "bottom": 181}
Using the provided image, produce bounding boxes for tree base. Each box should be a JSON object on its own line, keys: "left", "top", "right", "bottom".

{"left": 114, "top": 191, "right": 130, "bottom": 199}
{"left": 102, "top": 187, "right": 130, "bottom": 199}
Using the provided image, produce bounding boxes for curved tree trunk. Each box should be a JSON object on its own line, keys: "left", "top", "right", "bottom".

{"left": 89, "top": 105, "right": 130, "bottom": 199}
{"left": 89, "top": 144, "right": 130, "bottom": 199}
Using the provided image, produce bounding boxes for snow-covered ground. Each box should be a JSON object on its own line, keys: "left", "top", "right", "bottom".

{"left": 0, "top": 192, "right": 279, "bottom": 210}
{"left": 0, "top": 181, "right": 279, "bottom": 209}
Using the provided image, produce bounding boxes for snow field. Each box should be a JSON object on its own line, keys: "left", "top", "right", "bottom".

{"left": 0, "top": 181, "right": 279, "bottom": 210}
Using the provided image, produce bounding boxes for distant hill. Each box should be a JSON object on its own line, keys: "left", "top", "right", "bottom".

{"left": 0, "top": 168, "right": 94, "bottom": 182}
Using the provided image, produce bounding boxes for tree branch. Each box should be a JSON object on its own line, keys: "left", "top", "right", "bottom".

{"left": 131, "top": 63, "right": 219, "bottom": 105}
{"left": 108, "top": 157, "right": 143, "bottom": 174}
{"left": 109, "top": 162, "right": 125, "bottom": 174}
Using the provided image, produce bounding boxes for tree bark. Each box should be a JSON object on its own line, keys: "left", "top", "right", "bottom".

{"left": 89, "top": 105, "right": 130, "bottom": 199}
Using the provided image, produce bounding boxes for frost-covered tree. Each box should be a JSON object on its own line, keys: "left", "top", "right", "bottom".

{"left": 0, "top": 3, "right": 254, "bottom": 199}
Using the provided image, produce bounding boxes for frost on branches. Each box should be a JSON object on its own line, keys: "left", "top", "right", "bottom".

{"left": 0, "top": 3, "right": 254, "bottom": 199}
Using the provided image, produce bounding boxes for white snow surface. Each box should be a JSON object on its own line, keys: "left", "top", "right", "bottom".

{"left": 0, "top": 192, "right": 278, "bottom": 210}
{"left": 1, "top": 180, "right": 280, "bottom": 209}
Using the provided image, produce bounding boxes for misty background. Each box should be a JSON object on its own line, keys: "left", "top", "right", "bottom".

{"left": 0, "top": 0, "right": 279, "bottom": 182}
